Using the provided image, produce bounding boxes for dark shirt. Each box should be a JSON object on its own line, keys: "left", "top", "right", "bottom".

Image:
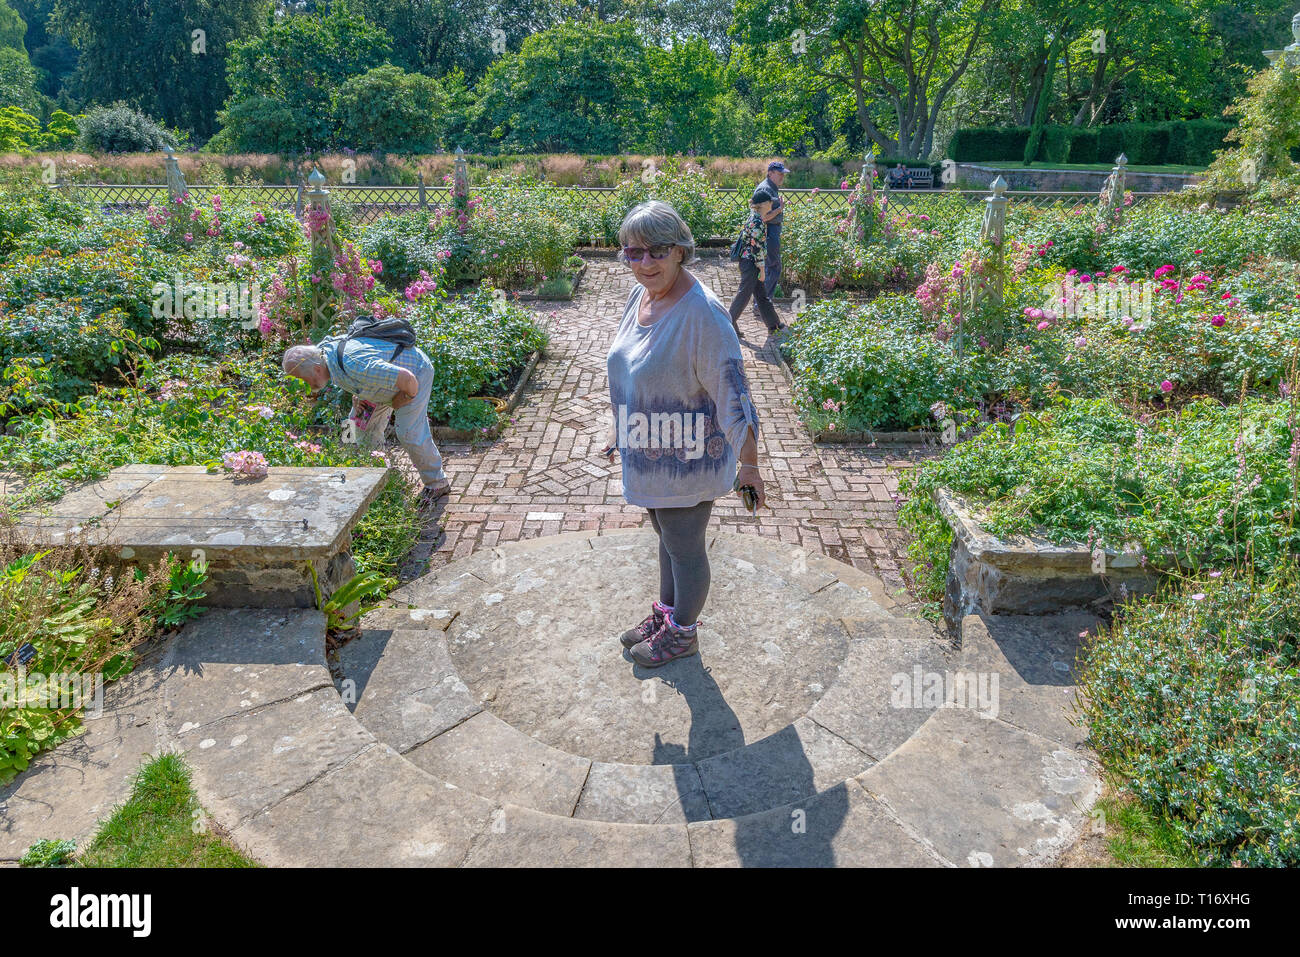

{"left": 750, "top": 177, "right": 782, "bottom": 224}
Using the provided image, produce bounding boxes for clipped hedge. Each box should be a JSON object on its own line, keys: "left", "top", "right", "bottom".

{"left": 949, "top": 119, "right": 1234, "bottom": 166}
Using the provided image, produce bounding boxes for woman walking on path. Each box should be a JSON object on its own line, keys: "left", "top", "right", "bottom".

{"left": 603, "top": 200, "right": 766, "bottom": 668}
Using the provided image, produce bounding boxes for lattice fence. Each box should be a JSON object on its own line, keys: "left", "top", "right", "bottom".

{"left": 54, "top": 182, "right": 1164, "bottom": 232}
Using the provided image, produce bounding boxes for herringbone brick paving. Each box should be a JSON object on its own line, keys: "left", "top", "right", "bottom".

{"left": 399, "top": 253, "right": 937, "bottom": 608}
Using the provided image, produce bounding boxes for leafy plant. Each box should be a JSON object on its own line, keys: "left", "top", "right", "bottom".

{"left": 306, "top": 563, "right": 394, "bottom": 635}
{"left": 19, "top": 838, "right": 77, "bottom": 868}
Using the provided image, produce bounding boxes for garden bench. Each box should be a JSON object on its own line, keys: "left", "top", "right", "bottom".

{"left": 8, "top": 464, "right": 391, "bottom": 608}
{"left": 886, "top": 166, "right": 935, "bottom": 189}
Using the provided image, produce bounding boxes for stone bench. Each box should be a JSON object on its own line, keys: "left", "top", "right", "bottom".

{"left": 5, "top": 465, "right": 391, "bottom": 608}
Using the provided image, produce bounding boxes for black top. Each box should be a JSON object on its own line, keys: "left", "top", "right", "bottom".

{"left": 750, "top": 177, "right": 782, "bottom": 224}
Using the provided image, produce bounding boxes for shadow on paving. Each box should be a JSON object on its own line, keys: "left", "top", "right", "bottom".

{"left": 642, "top": 659, "right": 848, "bottom": 867}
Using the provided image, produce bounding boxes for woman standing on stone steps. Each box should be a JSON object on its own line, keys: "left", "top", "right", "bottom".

{"left": 602, "top": 200, "right": 766, "bottom": 668}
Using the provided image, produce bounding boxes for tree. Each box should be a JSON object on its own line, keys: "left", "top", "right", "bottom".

{"left": 352, "top": 0, "right": 573, "bottom": 80}
{"left": 215, "top": 2, "right": 392, "bottom": 151}
{"left": 640, "top": 37, "right": 728, "bottom": 153}
{"left": 733, "top": 0, "right": 1004, "bottom": 159}
{"left": 335, "top": 64, "right": 448, "bottom": 153}
{"left": 468, "top": 17, "right": 647, "bottom": 153}
{"left": 51, "top": 0, "right": 270, "bottom": 137}
{"left": 0, "top": 0, "right": 25, "bottom": 50}
{"left": 11, "top": 1, "right": 77, "bottom": 100}
{"left": 0, "top": 44, "right": 40, "bottom": 113}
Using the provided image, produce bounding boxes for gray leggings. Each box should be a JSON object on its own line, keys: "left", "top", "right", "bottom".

{"left": 646, "top": 500, "right": 714, "bottom": 626}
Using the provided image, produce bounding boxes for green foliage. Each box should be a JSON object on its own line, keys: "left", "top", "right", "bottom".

{"left": 0, "top": 44, "right": 41, "bottom": 115}
{"left": 52, "top": 0, "right": 266, "bottom": 139}
{"left": 411, "top": 282, "right": 548, "bottom": 422}
{"left": 897, "top": 397, "right": 1300, "bottom": 599}
{"left": 335, "top": 64, "right": 448, "bottom": 154}
{"left": 358, "top": 211, "right": 441, "bottom": 285}
{"left": 1079, "top": 563, "right": 1300, "bottom": 867}
{"left": 469, "top": 18, "right": 648, "bottom": 154}
{"left": 76, "top": 102, "right": 176, "bottom": 153}
{"left": 0, "top": 103, "right": 39, "bottom": 151}
{"left": 1193, "top": 55, "right": 1300, "bottom": 202}
{"left": 950, "top": 120, "right": 1233, "bottom": 166}
{"left": 0, "top": 234, "right": 167, "bottom": 398}
{"left": 218, "top": 3, "right": 393, "bottom": 152}
{"left": 0, "top": 170, "right": 86, "bottom": 260}
{"left": 0, "top": 548, "right": 208, "bottom": 784}
{"left": 75, "top": 752, "right": 259, "bottom": 867}
{"left": 20, "top": 838, "right": 77, "bottom": 867}
{"left": 307, "top": 564, "right": 393, "bottom": 635}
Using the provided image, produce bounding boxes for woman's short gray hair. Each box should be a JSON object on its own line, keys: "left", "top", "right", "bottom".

{"left": 282, "top": 344, "right": 326, "bottom": 378}
{"left": 618, "top": 200, "right": 698, "bottom": 265}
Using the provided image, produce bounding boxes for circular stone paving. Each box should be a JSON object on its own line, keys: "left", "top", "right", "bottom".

{"left": 392, "top": 529, "right": 917, "bottom": 766}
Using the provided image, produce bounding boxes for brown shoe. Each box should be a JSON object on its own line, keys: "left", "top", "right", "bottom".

{"left": 631, "top": 616, "right": 699, "bottom": 667}
{"left": 418, "top": 479, "right": 451, "bottom": 503}
{"left": 620, "top": 601, "right": 669, "bottom": 649}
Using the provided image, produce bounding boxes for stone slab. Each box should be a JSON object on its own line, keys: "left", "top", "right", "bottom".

{"left": 0, "top": 693, "right": 160, "bottom": 860}
{"left": 696, "top": 717, "right": 871, "bottom": 819}
{"left": 807, "top": 619, "right": 955, "bottom": 760}
{"left": 404, "top": 711, "right": 590, "bottom": 815}
{"left": 463, "top": 804, "right": 692, "bottom": 868}
{"left": 343, "top": 627, "right": 481, "bottom": 752}
{"left": 574, "top": 761, "right": 711, "bottom": 825}
{"left": 687, "top": 780, "right": 944, "bottom": 868}
{"left": 958, "top": 613, "right": 1100, "bottom": 751}
{"left": 175, "top": 686, "right": 374, "bottom": 827}
{"left": 160, "top": 609, "right": 332, "bottom": 732}
{"left": 440, "top": 535, "right": 856, "bottom": 764}
{"left": 859, "top": 706, "right": 1101, "bottom": 867}
{"left": 12, "top": 465, "right": 389, "bottom": 561}
{"left": 230, "top": 743, "right": 496, "bottom": 867}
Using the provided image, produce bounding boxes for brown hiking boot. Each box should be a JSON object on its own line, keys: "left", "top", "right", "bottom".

{"left": 631, "top": 615, "right": 699, "bottom": 668}
{"left": 620, "top": 601, "right": 670, "bottom": 649}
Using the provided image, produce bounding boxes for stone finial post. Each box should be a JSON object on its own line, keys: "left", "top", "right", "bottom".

{"left": 305, "top": 166, "right": 336, "bottom": 330}
{"left": 163, "top": 145, "right": 187, "bottom": 203}
{"left": 453, "top": 146, "right": 469, "bottom": 202}
{"left": 849, "top": 150, "right": 877, "bottom": 242}
{"left": 418, "top": 171, "right": 427, "bottom": 209}
{"left": 1099, "top": 153, "right": 1127, "bottom": 225}
{"left": 1284, "top": 10, "right": 1300, "bottom": 67}
{"left": 980, "top": 175, "right": 1008, "bottom": 246}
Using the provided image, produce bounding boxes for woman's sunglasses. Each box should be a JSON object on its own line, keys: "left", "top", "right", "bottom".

{"left": 622, "top": 245, "right": 674, "bottom": 263}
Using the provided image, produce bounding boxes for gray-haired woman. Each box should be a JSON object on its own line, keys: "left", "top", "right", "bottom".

{"left": 604, "top": 200, "right": 766, "bottom": 667}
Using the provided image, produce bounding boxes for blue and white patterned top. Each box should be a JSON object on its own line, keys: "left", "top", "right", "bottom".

{"left": 319, "top": 335, "right": 429, "bottom": 406}
{"left": 606, "top": 280, "right": 760, "bottom": 509}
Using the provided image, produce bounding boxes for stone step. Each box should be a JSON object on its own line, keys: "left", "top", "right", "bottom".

{"left": 404, "top": 711, "right": 592, "bottom": 817}
{"left": 686, "top": 777, "right": 948, "bottom": 868}
{"left": 336, "top": 544, "right": 958, "bottom": 826}
{"left": 858, "top": 704, "right": 1101, "bottom": 867}
{"left": 335, "top": 624, "right": 480, "bottom": 753}
{"left": 463, "top": 803, "right": 692, "bottom": 868}
{"left": 807, "top": 617, "right": 953, "bottom": 761}
{"left": 958, "top": 612, "right": 1104, "bottom": 752}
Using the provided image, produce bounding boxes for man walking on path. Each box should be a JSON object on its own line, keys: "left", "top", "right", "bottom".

{"left": 281, "top": 337, "right": 452, "bottom": 502}
{"left": 754, "top": 161, "right": 787, "bottom": 299}
{"left": 728, "top": 160, "right": 789, "bottom": 336}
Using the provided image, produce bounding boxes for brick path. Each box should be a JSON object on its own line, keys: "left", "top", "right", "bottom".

{"left": 399, "top": 253, "right": 934, "bottom": 608}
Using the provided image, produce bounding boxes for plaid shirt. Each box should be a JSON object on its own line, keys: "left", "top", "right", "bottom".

{"left": 320, "top": 335, "right": 428, "bottom": 406}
